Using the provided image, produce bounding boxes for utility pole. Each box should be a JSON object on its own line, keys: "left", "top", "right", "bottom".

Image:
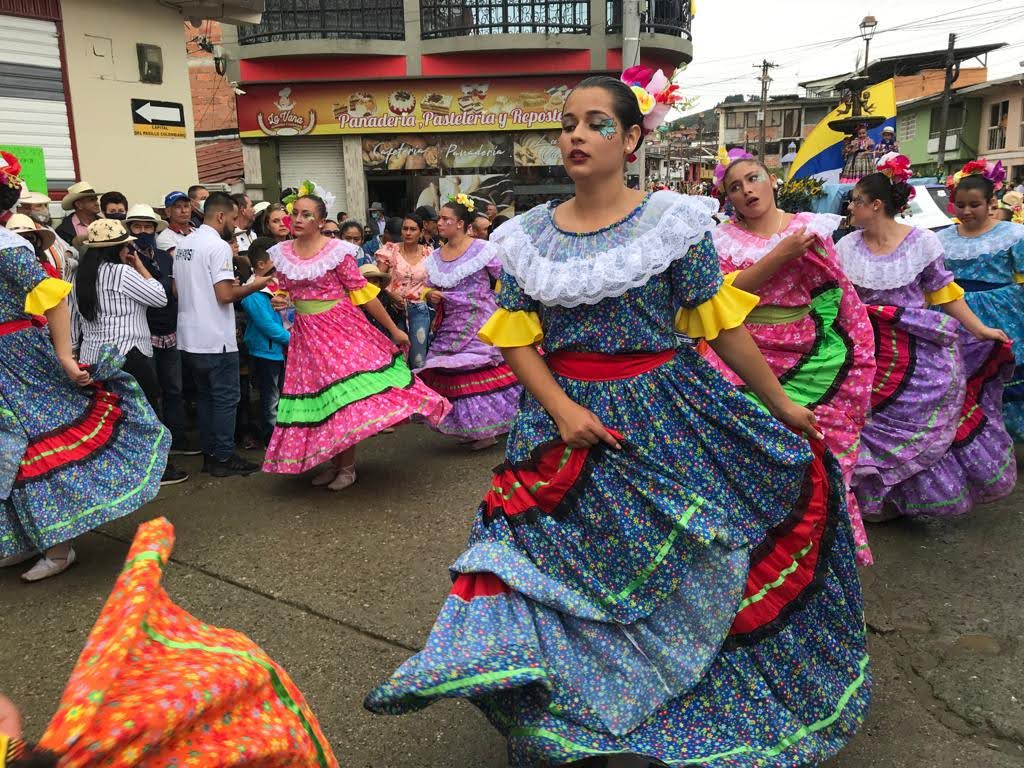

{"left": 623, "top": 0, "right": 645, "bottom": 187}
{"left": 756, "top": 60, "right": 778, "bottom": 161}
{"left": 935, "top": 33, "right": 959, "bottom": 173}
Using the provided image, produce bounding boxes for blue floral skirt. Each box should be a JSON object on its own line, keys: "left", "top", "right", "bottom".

{"left": 366, "top": 346, "right": 869, "bottom": 766}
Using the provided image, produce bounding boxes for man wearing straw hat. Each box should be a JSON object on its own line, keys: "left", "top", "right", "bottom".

{"left": 54, "top": 180, "right": 101, "bottom": 245}
{"left": 16, "top": 188, "right": 77, "bottom": 279}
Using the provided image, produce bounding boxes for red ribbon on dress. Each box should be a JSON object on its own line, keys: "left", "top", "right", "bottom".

{"left": 546, "top": 349, "right": 675, "bottom": 382}
{"left": 0, "top": 318, "right": 33, "bottom": 336}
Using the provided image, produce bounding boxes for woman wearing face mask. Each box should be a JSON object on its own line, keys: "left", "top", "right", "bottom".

{"left": 262, "top": 195, "right": 449, "bottom": 490}
{"left": 416, "top": 196, "right": 521, "bottom": 450}
{"left": 375, "top": 214, "right": 433, "bottom": 368}
{"left": 836, "top": 158, "right": 1014, "bottom": 520}
{"left": 709, "top": 151, "right": 876, "bottom": 565}
{"left": 367, "top": 72, "right": 869, "bottom": 767}
{"left": 937, "top": 159, "right": 1024, "bottom": 452}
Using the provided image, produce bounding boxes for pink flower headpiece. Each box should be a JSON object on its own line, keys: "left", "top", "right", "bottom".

{"left": 876, "top": 153, "right": 913, "bottom": 184}
{"left": 620, "top": 66, "right": 685, "bottom": 134}
{"left": 712, "top": 147, "right": 755, "bottom": 192}
{"left": 0, "top": 150, "right": 21, "bottom": 191}
{"left": 946, "top": 157, "right": 1006, "bottom": 193}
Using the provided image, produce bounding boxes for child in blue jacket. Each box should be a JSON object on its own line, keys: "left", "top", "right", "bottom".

{"left": 240, "top": 237, "right": 290, "bottom": 445}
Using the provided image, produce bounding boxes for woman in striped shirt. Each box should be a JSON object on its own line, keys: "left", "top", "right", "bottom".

{"left": 71, "top": 219, "right": 188, "bottom": 484}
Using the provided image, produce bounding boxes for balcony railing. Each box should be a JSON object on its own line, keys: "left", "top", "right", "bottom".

{"left": 606, "top": 0, "right": 692, "bottom": 37}
{"left": 420, "top": 0, "right": 589, "bottom": 38}
{"left": 237, "top": 0, "right": 404, "bottom": 44}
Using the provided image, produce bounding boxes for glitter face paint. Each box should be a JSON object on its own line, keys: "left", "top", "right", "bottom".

{"left": 596, "top": 118, "right": 617, "bottom": 139}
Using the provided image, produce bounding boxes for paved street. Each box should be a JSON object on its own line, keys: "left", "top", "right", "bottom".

{"left": 2, "top": 426, "right": 1023, "bottom": 767}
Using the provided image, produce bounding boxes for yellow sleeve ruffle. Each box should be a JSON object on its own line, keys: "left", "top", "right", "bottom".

{"left": 1014, "top": 273, "right": 1024, "bottom": 285}
{"left": 674, "top": 271, "right": 760, "bottom": 341}
{"left": 478, "top": 308, "right": 544, "bottom": 347}
{"left": 348, "top": 282, "right": 381, "bottom": 306}
{"left": 925, "top": 281, "right": 965, "bottom": 305}
{"left": 24, "top": 277, "right": 72, "bottom": 315}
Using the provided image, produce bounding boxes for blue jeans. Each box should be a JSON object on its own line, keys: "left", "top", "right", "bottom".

{"left": 182, "top": 351, "right": 240, "bottom": 461}
{"left": 152, "top": 345, "right": 186, "bottom": 442}
{"left": 252, "top": 356, "right": 284, "bottom": 443}
{"left": 403, "top": 301, "right": 433, "bottom": 369}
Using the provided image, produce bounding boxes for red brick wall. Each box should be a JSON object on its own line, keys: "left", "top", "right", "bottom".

{"left": 185, "top": 20, "right": 238, "bottom": 136}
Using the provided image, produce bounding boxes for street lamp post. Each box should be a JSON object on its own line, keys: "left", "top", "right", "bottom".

{"left": 859, "top": 15, "right": 878, "bottom": 74}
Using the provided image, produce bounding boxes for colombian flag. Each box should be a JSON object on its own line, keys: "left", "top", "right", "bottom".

{"left": 788, "top": 78, "right": 897, "bottom": 182}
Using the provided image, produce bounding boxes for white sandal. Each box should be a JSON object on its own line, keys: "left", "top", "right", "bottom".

{"left": 327, "top": 467, "right": 357, "bottom": 491}
{"left": 311, "top": 464, "right": 339, "bottom": 486}
{"left": 21, "top": 547, "right": 77, "bottom": 582}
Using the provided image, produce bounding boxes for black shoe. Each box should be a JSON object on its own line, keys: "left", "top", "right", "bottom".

{"left": 160, "top": 463, "right": 190, "bottom": 486}
{"left": 208, "top": 454, "right": 260, "bottom": 478}
{"left": 170, "top": 438, "right": 202, "bottom": 456}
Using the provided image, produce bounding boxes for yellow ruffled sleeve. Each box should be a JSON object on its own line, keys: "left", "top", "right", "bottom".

{"left": 348, "top": 282, "right": 381, "bottom": 306}
{"left": 674, "top": 271, "right": 760, "bottom": 341}
{"left": 1014, "top": 273, "right": 1024, "bottom": 285}
{"left": 24, "top": 277, "right": 72, "bottom": 315}
{"left": 925, "top": 281, "right": 965, "bottom": 305}
{"left": 478, "top": 308, "right": 544, "bottom": 347}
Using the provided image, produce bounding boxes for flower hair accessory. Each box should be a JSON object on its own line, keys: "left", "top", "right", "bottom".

{"left": 1000, "top": 190, "right": 1024, "bottom": 224}
{"left": 447, "top": 193, "right": 475, "bottom": 213}
{"left": 946, "top": 158, "right": 1006, "bottom": 194}
{"left": 0, "top": 151, "right": 22, "bottom": 192}
{"left": 713, "top": 147, "right": 755, "bottom": 192}
{"left": 620, "top": 66, "right": 685, "bottom": 134}
{"left": 282, "top": 179, "right": 336, "bottom": 215}
{"left": 876, "top": 153, "right": 913, "bottom": 184}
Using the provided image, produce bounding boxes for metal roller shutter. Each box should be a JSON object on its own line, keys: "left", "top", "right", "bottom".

{"left": 278, "top": 136, "right": 347, "bottom": 212}
{"left": 0, "top": 15, "right": 75, "bottom": 191}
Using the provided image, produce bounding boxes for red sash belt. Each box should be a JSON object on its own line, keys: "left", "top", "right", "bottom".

{"left": 0, "top": 318, "right": 33, "bottom": 336}
{"left": 546, "top": 349, "right": 675, "bottom": 381}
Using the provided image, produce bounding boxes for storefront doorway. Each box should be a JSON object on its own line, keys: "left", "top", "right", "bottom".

{"left": 366, "top": 176, "right": 412, "bottom": 219}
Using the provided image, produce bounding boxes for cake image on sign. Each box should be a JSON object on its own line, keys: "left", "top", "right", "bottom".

{"left": 545, "top": 85, "right": 570, "bottom": 109}
{"left": 461, "top": 83, "right": 489, "bottom": 99}
{"left": 422, "top": 92, "right": 452, "bottom": 115}
{"left": 488, "top": 95, "right": 518, "bottom": 114}
{"left": 520, "top": 91, "right": 549, "bottom": 109}
{"left": 348, "top": 92, "right": 377, "bottom": 118}
{"left": 388, "top": 90, "right": 416, "bottom": 115}
{"left": 459, "top": 95, "right": 483, "bottom": 115}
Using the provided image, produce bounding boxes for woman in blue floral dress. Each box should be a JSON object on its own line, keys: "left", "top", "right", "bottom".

{"left": 937, "top": 165, "right": 1024, "bottom": 448}
{"left": 366, "top": 74, "right": 869, "bottom": 766}
{"left": 0, "top": 152, "right": 169, "bottom": 582}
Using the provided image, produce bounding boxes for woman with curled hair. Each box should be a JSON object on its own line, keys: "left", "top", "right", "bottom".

{"left": 837, "top": 165, "right": 1015, "bottom": 521}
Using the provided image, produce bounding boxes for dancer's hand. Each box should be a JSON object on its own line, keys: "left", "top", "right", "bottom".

{"left": 0, "top": 693, "right": 22, "bottom": 738}
{"left": 391, "top": 329, "right": 410, "bottom": 353}
{"left": 773, "top": 227, "right": 815, "bottom": 262}
{"left": 271, "top": 293, "right": 290, "bottom": 311}
{"left": 553, "top": 401, "right": 621, "bottom": 450}
{"left": 775, "top": 402, "right": 824, "bottom": 441}
{"left": 425, "top": 290, "right": 444, "bottom": 306}
{"left": 975, "top": 325, "right": 1010, "bottom": 344}
{"left": 59, "top": 355, "right": 92, "bottom": 387}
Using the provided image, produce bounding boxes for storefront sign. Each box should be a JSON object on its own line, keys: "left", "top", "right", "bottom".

{"left": 362, "top": 131, "right": 561, "bottom": 171}
{"left": 239, "top": 78, "right": 578, "bottom": 137}
{"left": 1, "top": 144, "right": 46, "bottom": 193}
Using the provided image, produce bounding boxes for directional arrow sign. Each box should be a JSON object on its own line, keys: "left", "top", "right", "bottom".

{"left": 131, "top": 98, "right": 186, "bottom": 139}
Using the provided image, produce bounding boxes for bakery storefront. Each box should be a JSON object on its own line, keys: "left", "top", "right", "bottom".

{"left": 237, "top": 76, "right": 577, "bottom": 218}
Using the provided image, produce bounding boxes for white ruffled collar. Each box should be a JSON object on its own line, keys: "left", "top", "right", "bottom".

{"left": 269, "top": 238, "right": 360, "bottom": 281}
{"left": 835, "top": 227, "right": 944, "bottom": 290}
{"left": 712, "top": 212, "right": 843, "bottom": 267}
{"left": 491, "top": 190, "right": 720, "bottom": 308}
{"left": 426, "top": 238, "right": 496, "bottom": 288}
{"left": 936, "top": 221, "right": 1024, "bottom": 261}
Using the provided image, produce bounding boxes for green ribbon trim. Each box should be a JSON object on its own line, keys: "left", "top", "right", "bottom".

{"left": 122, "top": 550, "right": 166, "bottom": 571}
{"left": 744, "top": 286, "right": 848, "bottom": 409}
{"left": 745, "top": 304, "right": 811, "bottom": 325}
{"left": 503, "top": 653, "right": 870, "bottom": 765}
{"left": 140, "top": 621, "right": 331, "bottom": 768}
{"left": 293, "top": 299, "right": 339, "bottom": 315}
{"left": 490, "top": 447, "right": 573, "bottom": 501}
{"left": 599, "top": 499, "right": 704, "bottom": 607}
{"left": 736, "top": 539, "right": 814, "bottom": 611}
{"left": 414, "top": 666, "right": 547, "bottom": 698}
{"left": 276, "top": 353, "right": 412, "bottom": 427}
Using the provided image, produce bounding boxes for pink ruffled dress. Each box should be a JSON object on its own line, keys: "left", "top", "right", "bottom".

{"left": 262, "top": 239, "right": 450, "bottom": 474}
{"left": 708, "top": 212, "right": 877, "bottom": 565}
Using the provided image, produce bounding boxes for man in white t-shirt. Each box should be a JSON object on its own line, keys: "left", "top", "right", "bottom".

{"left": 157, "top": 191, "right": 194, "bottom": 255}
{"left": 174, "top": 192, "right": 272, "bottom": 477}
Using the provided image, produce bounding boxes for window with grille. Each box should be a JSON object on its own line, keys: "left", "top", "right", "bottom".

{"left": 897, "top": 114, "right": 916, "bottom": 143}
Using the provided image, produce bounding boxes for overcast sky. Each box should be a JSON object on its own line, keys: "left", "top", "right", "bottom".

{"left": 674, "top": 0, "right": 1024, "bottom": 115}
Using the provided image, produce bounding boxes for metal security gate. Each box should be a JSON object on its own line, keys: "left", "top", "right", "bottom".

{"left": 278, "top": 136, "right": 347, "bottom": 216}
{"left": 0, "top": 14, "right": 75, "bottom": 191}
